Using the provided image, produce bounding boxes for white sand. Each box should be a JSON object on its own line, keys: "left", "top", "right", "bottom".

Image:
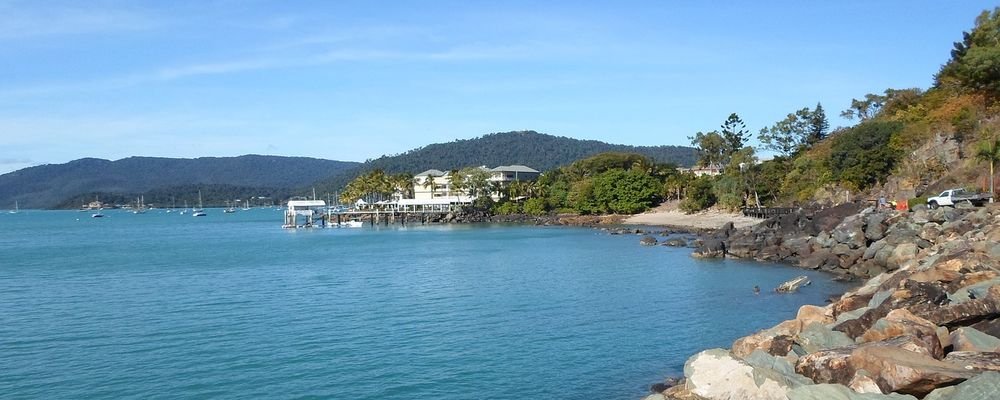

{"left": 623, "top": 203, "right": 761, "bottom": 230}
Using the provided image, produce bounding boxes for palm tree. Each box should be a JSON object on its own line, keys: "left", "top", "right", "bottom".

{"left": 423, "top": 175, "right": 437, "bottom": 197}
{"left": 447, "top": 170, "right": 465, "bottom": 197}
{"left": 976, "top": 137, "right": 1000, "bottom": 197}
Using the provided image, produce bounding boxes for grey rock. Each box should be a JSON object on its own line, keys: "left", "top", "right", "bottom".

{"left": 796, "top": 322, "right": 856, "bottom": 353}
{"left": 950, "top": 327, "right": 1000, "bottom": 352}
{"left": 788, "top": 383, "right": 917, "bottom": 399}
{"left": 640, "top": 236, "right": 658, "bottom": 246}
{"left": 923, "top": 371, "right": 1000, "bottom": 400}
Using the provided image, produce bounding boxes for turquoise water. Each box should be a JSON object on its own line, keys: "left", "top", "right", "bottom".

{"left": 0, "top": 210, "right": 851, "bottom": 399}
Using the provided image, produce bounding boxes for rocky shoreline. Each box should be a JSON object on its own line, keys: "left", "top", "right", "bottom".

{"left": 645, "top": 203, "right": 1000, "bottom": 399}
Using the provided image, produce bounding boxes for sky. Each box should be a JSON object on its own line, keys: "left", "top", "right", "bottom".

{"left": 1, "top": 0, "right": 997, "bottom": 174}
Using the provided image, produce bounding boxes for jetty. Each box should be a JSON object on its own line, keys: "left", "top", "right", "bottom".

{"left": 283, "top": 197, "right": 474, "bottom": 228}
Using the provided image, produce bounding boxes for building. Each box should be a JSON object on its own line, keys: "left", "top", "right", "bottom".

{"left": 488, "top": 165, "right": 540, "bottom": 183}
{"left": 677, "top": 164, "right": 723, "bottom": 177}
{"left": 412, "top": 165, "right": 540, "bottom": 201}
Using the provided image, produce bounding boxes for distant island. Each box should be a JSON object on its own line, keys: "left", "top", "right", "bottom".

{"left": 0, "top": 131, "right": 697, "bottom": 209}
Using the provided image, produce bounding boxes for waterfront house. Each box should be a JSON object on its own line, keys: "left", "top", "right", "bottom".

{"left": 413, "top": 165, "right": 540, "bottom": 201}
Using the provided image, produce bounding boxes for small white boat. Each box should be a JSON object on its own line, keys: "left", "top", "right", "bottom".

{"left": 339, "top": 220, "right": 364, "bottom": 228}
{"left": 92, "top": 211, "right": 104, "bottom": 218}
{"left": 8, "top": 200, "right": 18, "bottom": 214}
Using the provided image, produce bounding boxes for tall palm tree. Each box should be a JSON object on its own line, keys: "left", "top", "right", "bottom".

{"left": 448, "top": 170, "right": 465, "bottom": 197}
{"left": 976, "top": 137, "right": 1000, "bottom": 197}
{"left": 423, "top": 175, "right": 437, "bottom": 197}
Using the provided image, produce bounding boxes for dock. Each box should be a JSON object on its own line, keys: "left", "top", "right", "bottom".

{"left": 283, "top": 198, "right": 471, "bottom": 228}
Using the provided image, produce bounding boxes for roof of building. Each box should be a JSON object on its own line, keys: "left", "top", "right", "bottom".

{"left": 491, "top": 165, "right": 539, "bottom": 173}
{"left": 415, "top": 169, "right": 447, "bottom": 177}
{"left": 287, "top": 200, "right": 326, "bottom": 208}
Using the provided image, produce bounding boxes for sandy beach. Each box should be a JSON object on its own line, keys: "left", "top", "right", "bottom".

{"left": 623, "top": 203, "right": 761, "bottom": 230}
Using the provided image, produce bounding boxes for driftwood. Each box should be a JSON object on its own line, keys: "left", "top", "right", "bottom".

{"left": 776, "top": 275, "right": 811, "bottom": 293}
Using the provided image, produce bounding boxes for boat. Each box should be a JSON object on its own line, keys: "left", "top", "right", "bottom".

{"left": 192, "top": 191, "right": 207, "bottom": 217}
{"left": 132, "top": 196, "right": 147, "bottom": 214}
{"left": 223, "top": 201, "right": 236, "bottom": 213}
{"left": 92, "top": 209, "right": 105, "bottom": 218}
{"left": 241, "top": 200, "right": 251, "bottom": 211}
{"left": 340, "top": 220, "right": 364, "bottom": 228}
{"left": 9, "top": 200, "right": 18, "bottom": 214}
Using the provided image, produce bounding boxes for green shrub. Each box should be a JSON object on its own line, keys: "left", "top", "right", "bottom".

{"left": 495, "top": 201, "right": 521, "bottom": 215}
{"left": 523, "top": 198, "right": 547, "bottom": 216}
{"left": 680, "top": 177, "right": 716, "bottom": 213}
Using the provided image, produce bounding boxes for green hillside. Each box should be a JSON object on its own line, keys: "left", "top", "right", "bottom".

{"left": 311, "top": 130, "right": 697, "bottom": 194}
{"left": 0, "top": 155, "right": 359, "bottom": 209}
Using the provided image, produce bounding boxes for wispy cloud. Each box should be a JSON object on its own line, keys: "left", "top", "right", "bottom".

{"left": 0, "top": 2, "right": 158, "bottom": 39}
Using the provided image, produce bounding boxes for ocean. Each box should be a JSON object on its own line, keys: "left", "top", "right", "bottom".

{"left": 0, "top": 209, "right": 851, "bottom": 399}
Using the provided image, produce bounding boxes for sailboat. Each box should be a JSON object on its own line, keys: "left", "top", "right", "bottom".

{"left": 241, "top": 199, "right": 251, "bottom": 211}
{"left": 132, "top": 195, "right": 147, "bottom": 214}
{"left": 223, "top": 200, "right": 236, "bottom": 213}
{"left": 192, "top": 191, "right": 207, "bottom": 217}
{"left": 9, "top": 200, "right": 19, "bottom": 214}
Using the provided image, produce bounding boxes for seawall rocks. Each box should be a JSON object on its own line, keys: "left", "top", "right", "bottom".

{"left": 649, "top": 204, "right": 1000, "bottom": 399}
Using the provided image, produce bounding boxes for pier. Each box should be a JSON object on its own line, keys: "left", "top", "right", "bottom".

{"left": 740, "top": 207, "right": 796, "bottom": 219}
{"left": 284, "top": 198, "right": 472, "bottom": 228}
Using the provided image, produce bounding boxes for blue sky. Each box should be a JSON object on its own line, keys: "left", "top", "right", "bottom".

{"left": 0, "top": 1, "right": 996, "bottom": 174}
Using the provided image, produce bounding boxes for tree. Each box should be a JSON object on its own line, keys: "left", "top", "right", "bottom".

{"left": 689, "top": 131, "right": 727, "bottom": 167}
{"left": 808, "top": 103, "right": 829, "bottom": 145}
{"left": 447, "top": 170, "right": 465, "bottom": 197}
{"left": 828, "top": 121, "right": 904, "bottom": 190}
{"left": 591, "top": 168, "right": 661, "bottom": 214}
{"left": 952, "top": 107, "right": 978, "bottom": 158}
{"left": 976, "top": 137, "right": 1000, "bottom": 196}
{"left": 720, "top": 113, "right": 750, "bottom": 156}
{"left": 679, "top": 177, "right": 716, "bottom": 213}
{"left": 758, "top": 108, "right": 812, "bottom": 157}
{"left": 423, "top": 175, "right": 437, "bottom": 197}
{"left": 841, "top": 93, "right": 886, "bottom": 121}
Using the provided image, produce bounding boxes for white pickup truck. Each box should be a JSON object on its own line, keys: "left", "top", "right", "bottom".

{"left": 926, "top": 188, "right": 992, "bottom": 209}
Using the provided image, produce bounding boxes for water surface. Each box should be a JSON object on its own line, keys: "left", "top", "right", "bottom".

{"left": 0, "top": 210, "right": 851, "bottom": 399}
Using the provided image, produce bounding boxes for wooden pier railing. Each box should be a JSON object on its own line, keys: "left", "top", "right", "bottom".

{"left": 741, "top": 207, "right": 796, "bottom": 219}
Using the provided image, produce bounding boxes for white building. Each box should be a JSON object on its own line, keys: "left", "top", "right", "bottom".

{"left": 412, "top": 165, "right": 540, "bottom": 201}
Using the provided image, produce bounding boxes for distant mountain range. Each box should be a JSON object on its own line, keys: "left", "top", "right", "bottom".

{"left": 0, "top": 155, "right": 360, "bottom": 209}
{"left": 1, "top": 131, "right": 697, "bottom": 209}
{"left": 312, "top": 131, "right": 698, "bottom": 193}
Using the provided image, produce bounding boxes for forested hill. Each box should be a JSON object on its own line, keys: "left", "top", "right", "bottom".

{"left": 313, "top": 131, "right": 698, "bottom": 192}
{"left": 1, "top": 155, "right": 359, "bottom": 209}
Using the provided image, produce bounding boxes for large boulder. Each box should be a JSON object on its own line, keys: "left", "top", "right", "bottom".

{"left": 922, "top": 371, "right": 1000, "bottom": 400}
{"left": 683, "top": 348, "right": 811, "bottom": 400}
{"left": 832, "top": 217, "right": 867, "bottom": 249}
{"left": 796, "top": 323, "right": 855, "bottom": 354}
{"left": 787, "top": 383, "right": 917, "bottom": 399}
{"left": 950, "top": 327, "right": 1000, "bottom": 352}
{"left": 733, "top": 319, "right": 802, "bottom": 358}
{"left": 835, "top": 280, "right": 949, "bottom": 339}
{"left": 848, "top": 336, "right": 975, "bottom": 396}
{"left": 859, "top": 309, "right": 944, "bottom": 359}
{"left": 887, "top": 243, "right": 919, "bottom": 270}
{"left": 795, "top": 347, "right": 855, "bottom": 385}
{"left": 865, "top": 213, "right": 888, "bottom": 242}
{"left": 692, "top": 239, "right": 726, "bottom": 258}
{"left": 922, "top": 286, "right": 1000, "bottom": 328}
{"left": 640, "top": 236, "right": 658, "bottom": 246}
{"left": 943, "top": 351, "right": 1000, "bottom": 373}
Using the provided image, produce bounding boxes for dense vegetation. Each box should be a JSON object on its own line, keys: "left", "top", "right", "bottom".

{"left": 312, "top": 131, "right": 698, "bottom": 195}
{"left": 1, "top": 155, "right": 359, "bottom": 209}
{"left": 671, "top": 7, "right": 1000, "bottom": 213}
